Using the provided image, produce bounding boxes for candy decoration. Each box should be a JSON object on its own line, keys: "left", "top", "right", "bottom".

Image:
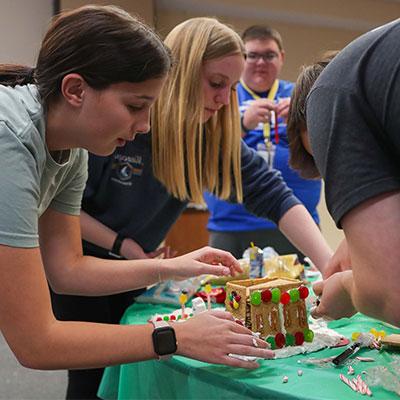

{"left": 351, "top": 331, "right": 361, "bottom": 341}
{"left": 370, "top": 328, "right": 386, "bottom": 339}
{"left": 298, "top": 285, "right": 309, "bottom": 299}
{"left": 339, "top": 373, "right": 358, "bottom": 392}
{"left": 275, "top": 333, "right": 286, "bottom": 348}
{"left": 295, "top": 331, "right": 305, "bottom": 345}
{"left": 234, "top": 295, "right": 241, "bottom": 302}
{"left": 205, "top": 284, "right": 212, "bottom": 311}
{"left": 289, "top": 288, "right": 300, "bottom": 303}
{"left": 163, "top": 315, "right": 169, "bottom": 321}
{"left": 179, "top": 290, "right": 188, "bottom": 318}
{"left": 261, "top": 289, "right": 272, "bottom": 303}
{"left": 340, "top": 373, "right": 373, "bottom": 396}
{"left": 271, "top": 288, "right": 281, "bottom": 303}
{"left": 297, "top": 369, "right": 303, "bottom": 376}
{"left": 233, "top": 299, "right": 240, "bottom": 310}
{"left": 282, "top": 376, "right": 288, "bottom": 383}
{"left": 280, "top": 292, "right": 291, "bottom": 305}
{"left": 156, "top": 316, "right": 162, "bottom": 322}
{"left": 179, "top": 290, "right": 188, "bottom": 305}
{"left": 250, "top": 291, "right": 262, "bottom": 306}
{"left": 303, "top": 328, "right": 314, "bottom": 342}
{"left": 286, "top": 333, "right": 295, "bottom": 346}
{"left": 266, "top": 336, "right": 276, "bottom": 350}
{"left": 170, "top": 315, "right": 176, "bottom": 321}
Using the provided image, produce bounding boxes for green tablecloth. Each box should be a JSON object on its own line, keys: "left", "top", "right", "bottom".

{"left": 98, "top": 303, "right": 399, "bottom": 400}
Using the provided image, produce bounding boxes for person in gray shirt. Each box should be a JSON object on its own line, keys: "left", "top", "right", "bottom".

{"left": 0, "top": 5, "right": 273, "bottom": 376}
{"left": 288, "top": 20, "right": 400, "bottom": 327}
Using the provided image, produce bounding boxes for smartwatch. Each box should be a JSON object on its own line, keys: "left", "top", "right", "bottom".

{"left": 151, "top": 320, "right": 177, "bottom": 360}
{"left": 109, "top": 233, "right": 125, "bottom": 259}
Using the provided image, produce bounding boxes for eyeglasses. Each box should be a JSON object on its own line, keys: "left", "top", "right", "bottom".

{"left": 245, "top": 51, "right": 279, "bottom": 63}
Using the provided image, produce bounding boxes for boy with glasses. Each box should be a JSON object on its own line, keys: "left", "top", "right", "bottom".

{"left": 205, "top": 25, "right": 322, "bottom": 260}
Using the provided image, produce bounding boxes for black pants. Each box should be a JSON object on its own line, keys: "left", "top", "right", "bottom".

{"left": 50, "top": 288, "right": 143, "bottom": 400}
{"left": 208, "top": 228, "right": 305, "bottom": 260}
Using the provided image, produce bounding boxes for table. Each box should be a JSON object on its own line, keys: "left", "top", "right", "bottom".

{"left": 98, "top": 303, "right": 399, "bottom": 400}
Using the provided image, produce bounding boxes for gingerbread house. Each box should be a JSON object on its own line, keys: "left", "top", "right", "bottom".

{"left": 225, "top": 277, "right": 314, "bottom": 349}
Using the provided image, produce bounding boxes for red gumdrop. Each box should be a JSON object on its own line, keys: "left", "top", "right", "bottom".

{"left": 261, "top": 289, "right": 272, "bottom": 303}
{"left": 295, "top": 331, "right": 305, "bottom": 345}
{"left": 275, "top": 333, "right": 286, "bottom": 348}
{"left": 235, "top": 295, "right": 241, "bottom": 302}
{"left": 156, "top": 317, "right": 162, "bottom": 322}
{"left": 280, "top": 292, "right": 291, "bottom": 305}
{"left": 229, "top": 301, "right": 234, "bottom": 308}
{"left": 170, "top": 315, "right": 176, "bottom": 321}
{"left": 299, "top": 286, "right": 309, "bottom": 299}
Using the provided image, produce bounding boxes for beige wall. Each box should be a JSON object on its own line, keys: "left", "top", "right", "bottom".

{"left": 0, "top": 0, "right": 53, "bottom": 65}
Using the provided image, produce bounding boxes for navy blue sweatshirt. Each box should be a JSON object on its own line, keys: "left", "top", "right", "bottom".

{"left": 81, "top": 133, "right": 300, "bottom": 257}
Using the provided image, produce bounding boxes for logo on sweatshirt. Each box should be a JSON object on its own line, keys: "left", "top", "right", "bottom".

{"left": 111, "top": 153, "right": 144, "bottom": 186}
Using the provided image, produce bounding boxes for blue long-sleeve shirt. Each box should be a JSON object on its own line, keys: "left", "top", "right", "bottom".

{"left": 82, "top": 133, "right": 300, "bottom": 257}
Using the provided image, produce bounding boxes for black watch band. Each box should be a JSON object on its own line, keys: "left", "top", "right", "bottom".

{"left": 109, "top": 233, "right": 125, "bottom": 258}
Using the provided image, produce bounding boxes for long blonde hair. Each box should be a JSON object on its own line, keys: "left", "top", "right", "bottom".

{"left": 152, "top": 17, "right": 244, "bottom": 204}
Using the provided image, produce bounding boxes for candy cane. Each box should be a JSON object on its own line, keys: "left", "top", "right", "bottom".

{"left": 339, "top": 374, "right": 358, "bottom": 391}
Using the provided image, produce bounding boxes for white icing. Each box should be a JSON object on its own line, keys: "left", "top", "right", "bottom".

{"left": 272, "top": 320, "right": 342, "bottom": 359}
{"left": 278, "top": 303, "right": 286, "bottom": 335}
{"left": 150, "top": 307, "right": 194, "bottom": 323}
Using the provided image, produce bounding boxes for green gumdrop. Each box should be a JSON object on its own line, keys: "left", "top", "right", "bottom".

{"left": 290, "top": 288, "right": 300, "bottom": 303}
{"left": 271, "top": 288, "right": 281, "bottom": 303}
{"left": 285, "top": 333, "right": 295, "bottom": 346}
{"left": 163, "top": 315, "right": 170, "bottom": 321}
{"left": 177, "top": 315, "right": 182, "bottom": 320}
{"left": 266, "top": 336, "right": 276, "bottom": 350}
{"left": 304, "top": 329, "right": 314, "bottom": 342}
{"left": 251, "top": 291, "right": 262, "bottom": 306}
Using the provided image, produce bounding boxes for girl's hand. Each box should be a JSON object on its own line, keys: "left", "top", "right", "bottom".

{"left": 161, "top": 246, "right": 242, "bottom": 280}
{"left": 174, "top": 310, "right": 274, "bottom": 368}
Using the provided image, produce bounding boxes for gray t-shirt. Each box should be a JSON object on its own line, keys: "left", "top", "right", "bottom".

{"left": 0, "top": 84, "right": 88, "bottom": 247}
{"left": 307, "top": 19, "right": 400, "bottom": 227}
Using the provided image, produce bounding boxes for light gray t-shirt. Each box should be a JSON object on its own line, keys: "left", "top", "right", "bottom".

{"left": 0, "top": 84, "right": 88, "bottom": 247}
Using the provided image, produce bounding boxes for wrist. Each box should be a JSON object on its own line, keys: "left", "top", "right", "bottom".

{"left": 159, "top": 258, "right": 174, "bottom": 281}
{"left": 172, "top": 321, "right": 188, "bottom": 357}
{"left": 109, "top": 233, "right": 125, "bottom": 259}
{"left": 340, "top": 270, "right": 354, "bottom": 293}
{"left": 150, "top": 320, "right": 177, "bottom": 359}
{"left": 240, "top": 115, "right": 251, "bottom": 133}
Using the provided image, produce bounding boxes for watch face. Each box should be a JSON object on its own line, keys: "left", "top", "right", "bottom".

{"left": 152, "top": 327, "right": 177, "bottom": 356}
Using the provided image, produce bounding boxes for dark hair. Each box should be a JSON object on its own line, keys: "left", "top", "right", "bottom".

{"left": 241, "top": 25, "right": 283, "bottom": 50}
{"left": 0, "top": 5, "right": 172, "bottom": 105}
{"left": 287, "top": 50, "right": 339, "bottom": 179}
